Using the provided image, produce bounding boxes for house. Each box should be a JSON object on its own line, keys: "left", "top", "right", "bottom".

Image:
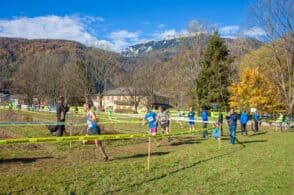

{"left": 0, "top": 93, "right": 9, "bottom": 103}
{"left": 92, "top": 87, "right": 169, "bottom": 112}
{"left": 0, "top": 93, "right": 25, "bottom": 105}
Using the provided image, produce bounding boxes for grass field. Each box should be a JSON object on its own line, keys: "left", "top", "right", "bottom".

{"left": 0, "top": 110, "right": 293, "bottom": 194}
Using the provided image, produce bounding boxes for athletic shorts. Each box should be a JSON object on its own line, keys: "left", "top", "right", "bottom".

{"left": 87, "top": 126, "right": 101, "bottom": 135}
{"left": 202, "top": 122, "right": 208, "bottom": 128}
{"left": 188, "top": 121, "right": 195, "bottom": 126}
{"left": 160, "top": 122, "right": 169, "bottom": 129}
{"left": 149, "top": 127, "right": 157, "bottom": 134}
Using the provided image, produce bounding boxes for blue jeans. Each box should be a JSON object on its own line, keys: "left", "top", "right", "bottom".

{"left": 229, "top": 125, "right": 236, "bottom": 144}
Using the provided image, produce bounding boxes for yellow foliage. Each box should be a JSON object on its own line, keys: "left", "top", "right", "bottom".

{"left": 229, "top": 67, "right": 281, "bottom": 112}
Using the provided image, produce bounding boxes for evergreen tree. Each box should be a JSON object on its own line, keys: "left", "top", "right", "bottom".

{"left": 193, "top": 31, "right": 233, "bottom": 110}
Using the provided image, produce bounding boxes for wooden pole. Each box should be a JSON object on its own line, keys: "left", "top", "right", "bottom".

{"left": 169, "top": 118, "right": 172, "bottom": 134}
{"left": 218, "top": 136, "right": 221, "bottom": 149}
{"left": 147, "top": 136, "right": 151, "bottom": 171}
{"left": 69, "top": 126, "right": 72, "bottom": 148}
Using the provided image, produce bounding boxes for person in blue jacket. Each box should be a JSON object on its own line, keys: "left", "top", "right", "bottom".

{"left": 188, "top": 107, "right": 195, "bottom": 132}
{"left": 240, "top": 110, "right": 249, "bottom": 135}
{"left": 253, "top": 111, "right": 260, "bottom": 133}
{"left": 226, "top": 109, "right": 238, "bottom": 144}
{"left": 201, "top": 108, "right": 209, "bottom": 138}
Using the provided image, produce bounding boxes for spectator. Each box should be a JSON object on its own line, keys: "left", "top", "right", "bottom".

{"left": 201, "top": 108, "right": 209, "bottom": 138}
{"left": 218, "top": 111, "right": 223, "bottom": 136}
{"left": 240, "top": 110, "right": 249, "bottom": 135}
{"left": 253, "top": 110, "right": 260, "bottom": 133}
{"left": 226, "top": 109, "right": 238, "bottom": 144}
{"left": 277, "top": 113, "right": 284, "bottom": 131}
{"left": 188, "top": 107, "right": 195, "bottom": 132}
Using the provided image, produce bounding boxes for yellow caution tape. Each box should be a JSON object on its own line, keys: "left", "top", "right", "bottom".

{"left": 0, "top": 129, "right": 212, "bottom": 145}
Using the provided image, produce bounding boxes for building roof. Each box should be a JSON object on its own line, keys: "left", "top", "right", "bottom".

{"left": 102, "top": 87, "right": 167, "bottom": 97}
{"left": 0, "top": 93, "right": 9, "bottom": 98}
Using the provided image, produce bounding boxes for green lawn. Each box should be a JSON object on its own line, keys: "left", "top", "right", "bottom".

{"left": 0, "top": 110, "right": 293, "bottom": 194}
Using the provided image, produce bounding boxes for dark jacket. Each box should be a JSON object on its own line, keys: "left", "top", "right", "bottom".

{"left": 227, "top": 112, "right": 238, "bottom": 126}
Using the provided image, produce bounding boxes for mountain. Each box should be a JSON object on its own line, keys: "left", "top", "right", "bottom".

{"left": 121, "top": 38, "right": 180, "bottom": 57}
{"left": 0, "top": 37, "right": 120, "bottom": 94}
{"left": 0, "top": 36, "right": 263, "bottom": 103}
{"left": 121, "top": 35, "right": 263, "bottom": 59}
{"left": 0, "top": 37, "right": 104, "bottom": 80}
{"left": 119, "top": 35, "right": 264, "bottom": 105}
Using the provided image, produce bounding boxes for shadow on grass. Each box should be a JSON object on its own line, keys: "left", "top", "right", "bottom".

{"left": 241, "top": 140, "right": 267, "bottom": 144}
{"left": 222, "top": 137, "right": 267, "bottom": 147}
{"left": 170, "top": 139, "right": 201, "bottom": 146}
{"left": 0, "top": 156, "right": 54, "bottom": 164}
{"left": 105, "top": 149, "right": 243, "bottom": 194}
{"left": 113, "top": 152, "right": 170, "bottom": 160}
{"left": 249, "top": 132, "right": 268, "bottom": 137}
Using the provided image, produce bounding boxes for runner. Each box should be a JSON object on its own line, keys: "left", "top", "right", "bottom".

{"left": 47, "top": 96, "right": 68, "bottom": 136}
{"left": 83, "top": 102, "right": 109, "bottom": 161}
{"left": 157, "top": 106, "right": 171, "bottom": 142}
{"left": 144, "top": 107, "right": 160, "bottom": 146}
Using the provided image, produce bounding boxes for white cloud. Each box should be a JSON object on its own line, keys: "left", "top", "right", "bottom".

{"left": 187, "top": 20, "right": 206, "bottom": 33}
{"left": 241, "top": 27, "right": 266, "bottom": 38}
{"left": 110, "top": 30, "right": 140, "bottom": 39}
{"left": 0, "top": 15, "right": 146, "bottom": 52}
{"left": 153, "top": 29, "right": 195, "bottom": 40}
{"left": 218, "top": 25, "right": 266, "bottom": 40}
{"left": 0, "top": 15, "right": 113, "bottom": 50}
{"left": 219, "top": 25, "right": 240, "bottom": 35}
{"left": 153, "top": 29, "right": 177, "bottom": 40}
{"left": 0, "top": 15, "right": 267, "bottom": 52}
{"left": 109, "top": 30, "right": 143, "bottom": 51}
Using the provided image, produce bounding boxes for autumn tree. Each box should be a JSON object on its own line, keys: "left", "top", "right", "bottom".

{"left": 229, "top": 67, "right": 282, "bottom": 112}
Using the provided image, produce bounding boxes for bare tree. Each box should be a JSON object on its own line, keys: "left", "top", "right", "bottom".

{"left": 250, "top": 0, "right": 294, "bottom": 113}
{"left": 179, "top": 20, "right": 209, "bottom": 90}
{"left": 79, "top": 49, "right": 119, "bottom": 108}
{"left": 122, "top": 69, "right": 142, "bottom": 112}
{"left": 62, "top": 61, "right": 87, "bottom": 104}
{"left": 14, "top": 57, "right": 40, "bottom": 104}
{"left": 37, "top": 55, "right": 63, "bottom": 104}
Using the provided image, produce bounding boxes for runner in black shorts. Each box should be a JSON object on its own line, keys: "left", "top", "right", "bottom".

{"left": 157, "top": 106, "right": 171, "bottom": 142}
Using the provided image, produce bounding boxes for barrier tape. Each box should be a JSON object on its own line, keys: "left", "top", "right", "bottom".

{"left": 1, "top": 108, "right": 217, "bottom": 124}
{"left": 0, "top": 120, "right": 143, "bottom": 127}
{"left": 0, "top": 129, "right": 214, "bottom": 145}
{"left": 0, "top": 121, "right": 83, "bottom": 127}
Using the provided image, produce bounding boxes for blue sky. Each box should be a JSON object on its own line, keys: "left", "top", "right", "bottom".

{"left": 0, "top": 0, "right": 265, "bottom": 51}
